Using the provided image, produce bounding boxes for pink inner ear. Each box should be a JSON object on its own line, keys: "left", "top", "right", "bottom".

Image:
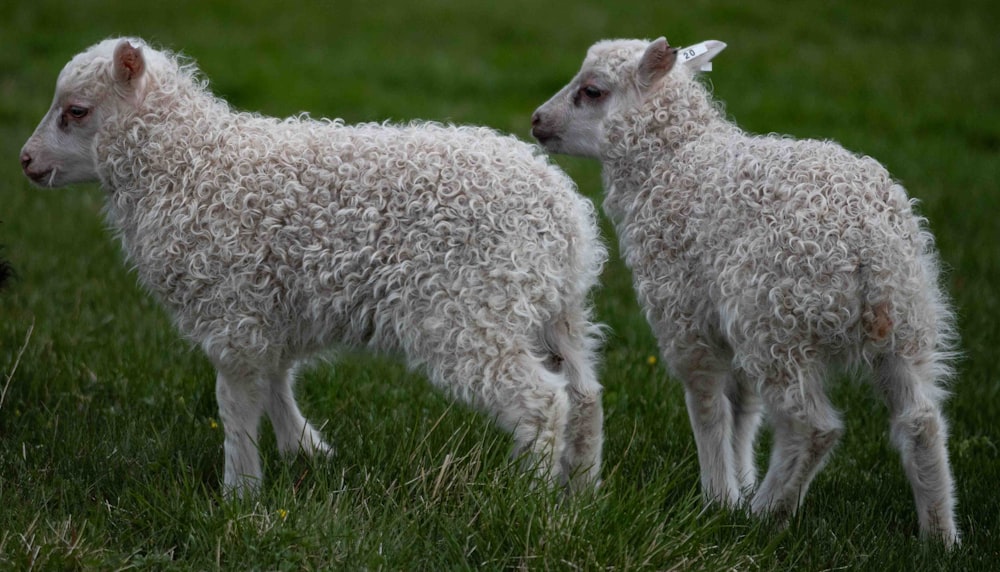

{"left": 638, "top": 40, "right": 676, "bottom": 89}
{"left": 115, "top": 43, "right": 144, "bottom": 82}
{"left": 650, "top": 41, "right": 676, "bottom": 72}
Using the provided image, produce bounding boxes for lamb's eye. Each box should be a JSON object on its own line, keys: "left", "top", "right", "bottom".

{"left": 67, "top": 105, "right": 89, "bottom": 119}
{"left": 581, "top": 86, "right": 603, "bottom": 100}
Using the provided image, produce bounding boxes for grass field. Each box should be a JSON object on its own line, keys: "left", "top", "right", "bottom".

{"left": 2, "top": 0, "right": 998, "bottom": 569}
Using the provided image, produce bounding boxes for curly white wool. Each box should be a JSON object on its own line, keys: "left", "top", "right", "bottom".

{"left": 533, "top": 38, "right": 959, "bottom": 546}
{"left": 22, "top": 38, "right": 607, "bottom": 496}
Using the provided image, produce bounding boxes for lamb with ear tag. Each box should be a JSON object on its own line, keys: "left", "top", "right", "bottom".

{"left": 532, "top": 37, "right": 960, "bottom": 548}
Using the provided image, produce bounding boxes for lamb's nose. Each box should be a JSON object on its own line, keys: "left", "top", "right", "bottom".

{"left": 20, "top": 152, "right": 32, "bottom": 170}
{"left": 531, "top": 111, "right": 541, "bottom": 127}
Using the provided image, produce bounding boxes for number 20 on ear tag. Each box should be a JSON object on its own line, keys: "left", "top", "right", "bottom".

{"left": 676, "top": 40, "right": 726, "bottom": 72}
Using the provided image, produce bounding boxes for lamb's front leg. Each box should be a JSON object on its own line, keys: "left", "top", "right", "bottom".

{"left": 677, "top": 355, "right": 741, "bottom": 507}
{"left": 215, "top": 369, "right": 266, "bottom": 497}
{"left": 265, "top": 365, "right": 333, "bottom": 458}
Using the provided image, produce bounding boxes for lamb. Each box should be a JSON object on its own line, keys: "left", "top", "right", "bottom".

{"left": 531, "top": 38, "right": 960, "bottom": 546}
{"left": 20, "top": 37, "right": 608, "bottom": 496}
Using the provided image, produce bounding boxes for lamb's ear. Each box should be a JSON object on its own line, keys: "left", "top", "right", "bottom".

{"left": 112, "top": 39, "right": 145, "bottom": 85}
{"left": 637, "top": 37, "right": 677, "bottom": 90}
{"left": 677, "top": 40, "right": 727, "bottom": 73}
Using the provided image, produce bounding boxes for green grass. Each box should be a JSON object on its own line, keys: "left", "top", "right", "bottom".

{"left": 2, "top": 0, "right": 998, "bottom": 569}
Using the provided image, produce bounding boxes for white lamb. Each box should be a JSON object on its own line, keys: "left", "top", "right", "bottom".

{"left": 532, "top": 38, "right": 959, "bottom": 546}
{"left": 20, "top": 37, "right": 608, "bottom": 496}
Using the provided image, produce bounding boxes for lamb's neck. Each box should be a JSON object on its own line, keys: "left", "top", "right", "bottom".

{"left": 600, "top": 83, "right": 735, "bottom": 221}
{"left": 100, "top": 79, "right": 224, "bottom": 197}
{"left": 98, "top": 76, "right": 231, "bottom": 251}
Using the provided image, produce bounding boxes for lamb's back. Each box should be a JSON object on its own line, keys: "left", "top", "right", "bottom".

{"left": 621, "top": 131, "right": 925, "bottom": 359}
{"left": 112, "top": 116, "right": 591, "bottom": 359}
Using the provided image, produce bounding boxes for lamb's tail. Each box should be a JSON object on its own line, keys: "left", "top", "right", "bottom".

{"left": 540, "top": 311, "right": 604, "bottom": 388}
{"left": 859, "top": 188, "right": 959, "bottom": 383}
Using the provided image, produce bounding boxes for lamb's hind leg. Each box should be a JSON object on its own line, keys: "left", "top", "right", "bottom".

{"left": 265, "top": 364, "right": 333, "bottom": 459}
{"left": 726, "top": 371, "right": 762, "bottom": 499}
{"left": 447, "top": 349, "right": 571, "bottom": 486}
{"left": 561, "top": 365, "right": 603, "bottom": 492}
{"left": 544, "top": 316, "right": 604, "bottom": 493}
{"left": 751, "top": 364, "right": 843, "bottom": 520}
{"left": 875, "top": 353, "right": 959, "bottom": 547}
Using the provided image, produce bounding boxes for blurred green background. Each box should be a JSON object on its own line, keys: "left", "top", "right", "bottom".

{"left": 1, "top": 0, "right": 997, "bottom": 569}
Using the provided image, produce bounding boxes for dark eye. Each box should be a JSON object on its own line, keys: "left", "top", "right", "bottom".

{"left": 67, "top": 105, "right": 89, "bottom": 119}
{"left": 580, "top": 86, "right": 603, "bottom": 100}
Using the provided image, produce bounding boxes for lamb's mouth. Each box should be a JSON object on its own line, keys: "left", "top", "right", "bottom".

{"left": 531, "top": 130, "right": 560, "bottom": 148}
{"left": 25, "top": 168, "right": 54, "bottom": 186}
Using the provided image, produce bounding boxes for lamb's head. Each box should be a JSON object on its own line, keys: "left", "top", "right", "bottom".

{"left": 20, "top": 38, "right": 150, "bottom": 188}
{"left": 531, "top": 37, "right": 724, "bottom": 159}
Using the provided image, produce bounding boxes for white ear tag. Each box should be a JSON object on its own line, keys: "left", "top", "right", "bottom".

{"left": 677, "top": 40, "right": 726, "bottom": 72}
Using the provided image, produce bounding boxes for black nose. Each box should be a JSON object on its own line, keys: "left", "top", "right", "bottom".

{"left": 20, "top": 152, "right": 31, "bottom": 170}
{"left": 531, "top": 111, "right": 541, "bottom": 127}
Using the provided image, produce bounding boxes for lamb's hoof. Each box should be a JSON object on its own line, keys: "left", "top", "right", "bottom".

{"left": 311, "top": 440, "right": 335, "bottom": 459}
{"left": 298, "top": 437, "right": 335, "bottom": 459}
{"left": 222, "top": 475, "right": 262, "bottom": 500}
{"left": 924, "top": 520, "right": 961, "bottom": 550}
{"left": 562, "top": 466, "right": 602, "bottom": 496}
